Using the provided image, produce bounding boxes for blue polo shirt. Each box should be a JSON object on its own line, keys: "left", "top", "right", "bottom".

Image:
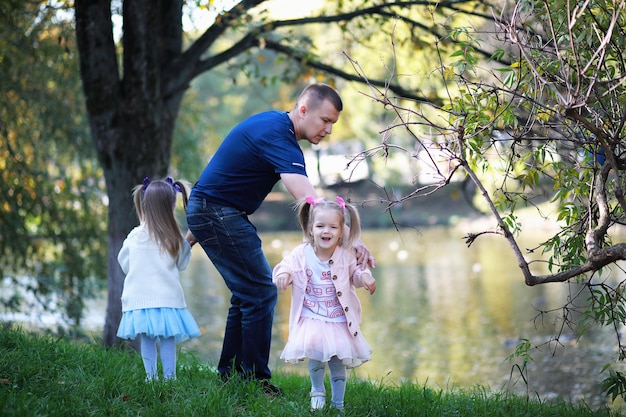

{"left": 192, "top": 111, "right": 307, "bottom": 214}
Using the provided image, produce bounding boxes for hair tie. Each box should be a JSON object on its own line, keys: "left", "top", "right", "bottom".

{"left": 142, "top": 176, "right": 150, "bottom": 194}
{"left": 336, "top": 196, "right": 346, "bottom": 212}
{"left": 165, "top": 176, "right": 182, "bottom": 192}
{"left": 305, "top": 196, "right": 324, "bottom": 206}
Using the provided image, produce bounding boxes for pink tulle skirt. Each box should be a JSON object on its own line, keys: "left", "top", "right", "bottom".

{"left": 280, "top": 317, "right": 372, "bottom": 368}
{"left": 117, "top": 307, "right": 201, "bottom": 342}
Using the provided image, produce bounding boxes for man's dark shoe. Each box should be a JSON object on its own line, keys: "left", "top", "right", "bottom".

{"left": 261, "top": 380, "right": 283, "bottom": 397}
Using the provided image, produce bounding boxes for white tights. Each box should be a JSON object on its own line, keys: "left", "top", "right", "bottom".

{"left": 140, "top": 334, "right": 177, "bottom": 380}
{"left": 309, "top": 356, "right": 347, "bottom": 409}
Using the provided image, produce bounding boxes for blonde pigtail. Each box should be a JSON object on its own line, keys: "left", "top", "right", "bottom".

{"left": 342, "top": 203, "right": 362, "bottom": 249}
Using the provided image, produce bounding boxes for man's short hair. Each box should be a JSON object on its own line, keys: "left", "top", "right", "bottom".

{"left": 298, "top": 83, "right": 343, "bottom": 112}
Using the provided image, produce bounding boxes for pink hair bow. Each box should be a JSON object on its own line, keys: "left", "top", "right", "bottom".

{"left": 336, "top": 196, "right": 345, "bottom": 212}
{"left": 305, "top": 196, "right": 325, "bottom": 205}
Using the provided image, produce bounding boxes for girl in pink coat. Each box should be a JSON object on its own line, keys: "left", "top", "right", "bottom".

{"left": 273, "top": 196, "right": 376, "bottom": 412}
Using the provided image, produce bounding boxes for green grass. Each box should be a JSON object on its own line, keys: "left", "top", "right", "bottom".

{"left": 0, "top": 325, "right": 621, "bottom": 416}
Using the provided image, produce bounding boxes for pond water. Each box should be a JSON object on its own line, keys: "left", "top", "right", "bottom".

{"left": 7, "top": 226, "right": 626, "bottom": 411}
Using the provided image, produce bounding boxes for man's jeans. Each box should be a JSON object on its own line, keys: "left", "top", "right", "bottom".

{"left": 186, "top": 194, "right": 277, "bottom": 381}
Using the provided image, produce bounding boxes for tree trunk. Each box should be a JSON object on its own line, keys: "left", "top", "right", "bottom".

{"left": 75, "top": 0, "right": 185, "bottom": 347}
{"left": 100, "top": 119, "right": 181, "bottom": 347}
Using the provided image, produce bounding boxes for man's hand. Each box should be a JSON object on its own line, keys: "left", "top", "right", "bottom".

{"left": 354, "top": 241, "right": 376, "bottom": 270}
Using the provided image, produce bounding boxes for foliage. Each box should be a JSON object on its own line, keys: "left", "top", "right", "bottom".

{"left": 603, "top": 368, "right": 626, "bottom": 403}
{"left": 347, "top": 0, "right": 626, "bottom": 402}
{"left": 0, "top": 326, "right": 620, "bottom": 416}
{"left": 0, "top": 1, "right": 106, "bottom": 328}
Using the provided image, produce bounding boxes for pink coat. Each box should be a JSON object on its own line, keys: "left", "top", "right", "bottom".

{"left": 272, "top": 243, "right": 373, "bottom": 339}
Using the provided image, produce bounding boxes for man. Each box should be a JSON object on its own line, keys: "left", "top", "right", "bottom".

{"left": 186, "top": 83, "right": 373, "bottom": 394}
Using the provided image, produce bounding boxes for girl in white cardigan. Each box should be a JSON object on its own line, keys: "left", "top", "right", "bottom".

{"left": 273, "top": 196, "right": 376, "bottom": 411}
{"left": 117, "top": 177, "right": 200, "bottom": 381}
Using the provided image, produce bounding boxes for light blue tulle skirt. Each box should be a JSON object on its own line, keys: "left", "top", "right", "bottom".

{"left": 117, "top": 307, "right": 201, "bottom": 342}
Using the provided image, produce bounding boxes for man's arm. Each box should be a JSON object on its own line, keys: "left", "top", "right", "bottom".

{"left": 280, "top": 173, "right": 317, "bottom": 199}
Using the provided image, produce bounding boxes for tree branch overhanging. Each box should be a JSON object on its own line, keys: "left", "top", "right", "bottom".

{"left": 336, "top": 0, "right": 626, "bottom": 291}
{"left": 166, "top": 0, "right": 511, "bottom": 104}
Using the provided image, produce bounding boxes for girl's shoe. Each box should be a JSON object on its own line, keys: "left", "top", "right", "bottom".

{"left": 310, "top": 391, "right": 326, "bottom": 410}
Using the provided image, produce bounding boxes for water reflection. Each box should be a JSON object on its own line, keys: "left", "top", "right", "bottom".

{"left": 170, "top": 228, "right": 624, "bottom": 409}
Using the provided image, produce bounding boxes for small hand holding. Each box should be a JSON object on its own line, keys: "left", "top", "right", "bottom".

{"left": 185, "top": 230, "right": 197, "bottom": 247}
{"left": 363, "top": 274, "right": 376, "bottom": 295}
{"left": 275, "top": 273, "right": 291, "bottom": 292}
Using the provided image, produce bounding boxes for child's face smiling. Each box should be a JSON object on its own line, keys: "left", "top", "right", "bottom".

{"left": 311, "top": 208, "right": 342, "bottom": 255}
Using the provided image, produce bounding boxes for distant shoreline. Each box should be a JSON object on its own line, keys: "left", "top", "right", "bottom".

{"left": 250, "top": 180, "right": 485, "bottom": 232}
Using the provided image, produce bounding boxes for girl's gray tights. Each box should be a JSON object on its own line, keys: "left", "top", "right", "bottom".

{"left": 309, "top": 356, "right": 347, "bottom": 409}
{"left": 140, "top": 334, "right": 177, "bottom": 380}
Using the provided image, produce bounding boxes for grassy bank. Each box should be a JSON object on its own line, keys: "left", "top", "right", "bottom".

{"left": 0, "top": 326, "right": 620, "bottom": 416}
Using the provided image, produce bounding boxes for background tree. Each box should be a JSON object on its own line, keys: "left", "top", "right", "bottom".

{"left": 352, "top": 0, "right": 626, "bottom": 399}
{"left": 0, "top": 0, "right": 106, "bottom": 330}
{"left": 73, "top": 0, "right": 502, "bottom": 347}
